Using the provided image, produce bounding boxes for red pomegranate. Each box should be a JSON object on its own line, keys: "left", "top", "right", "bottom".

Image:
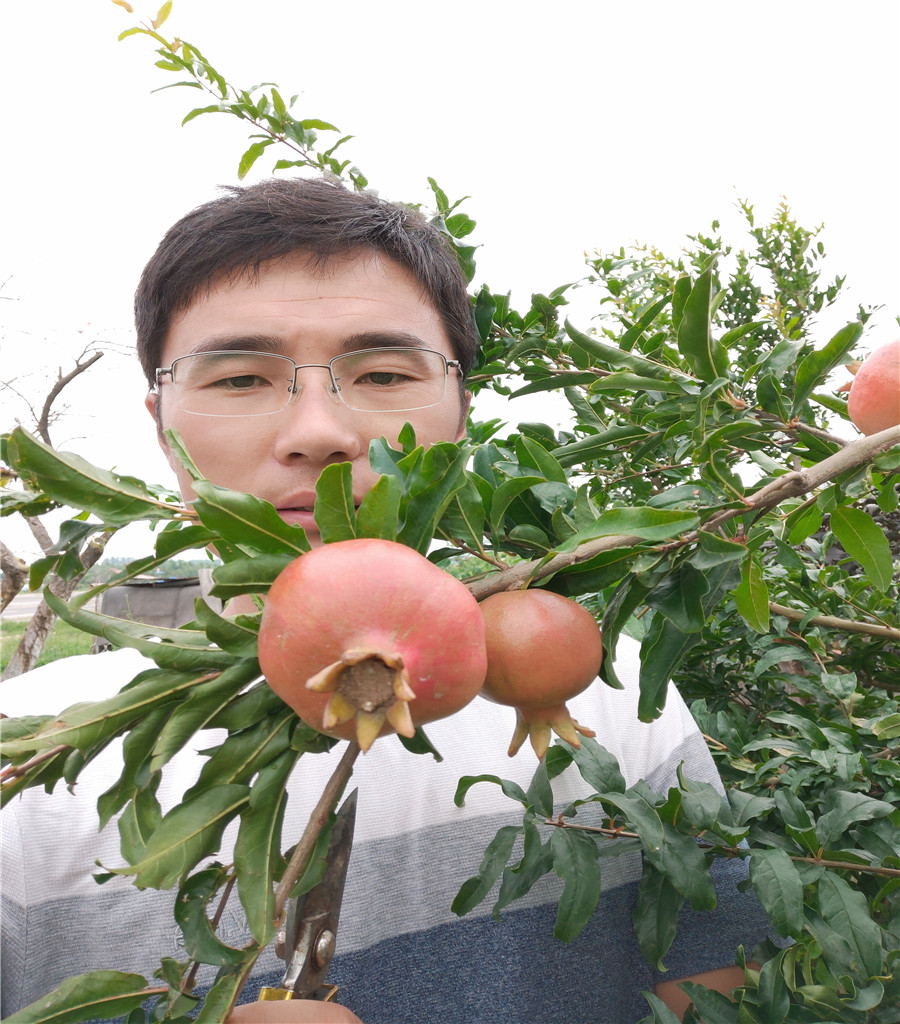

{"left": 258, "top": 539, "right": 487, "bottom": 751}
{"left": 478, "top": 589, "right": 603, "bottom": 759}
{"left": 847, "top": 339, "right": 900, "bottom": 435}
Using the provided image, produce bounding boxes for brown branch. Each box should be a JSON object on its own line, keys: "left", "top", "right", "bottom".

{"left": 463, "top": 425, "right": 900, "bottom": 599}
{"left": 0, "top": 540, "right": 28, "bottom": 612}
{"left": 0, "top": 744, "right": 69, "bottom": 784}
{"left": 465, "top": 534, "right": 646, "bottom": 600}
{"left": 272, "top": 741, "right": 361, "bottom": 923}
{"left": 544, "top": 818, "right": 900, "bottom": 878}
{"left": 768, "top": 602, "right": 900, "bottom": 641}
{"left": 37, "top": 351, "right": 104, "bottom": 445}
{"left": 2, "top": 529, "right": 114, "bottom": 680}
{"left": 706, "top": 423, "right": 900, "bottom": 530}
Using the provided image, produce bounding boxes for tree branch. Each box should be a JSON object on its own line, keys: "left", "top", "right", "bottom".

{"left": 37, "top": 350, "right": 104, "bottom": 445}
{"left": 272, "top": 741, "right": 361, "bottom": 923}
{"left": 0, "top": 540, "right": 28, "bottom": 612}
{"left": 463, "top": 425, "right": 900, "bottom": 599}
{"left": 769, "top": 602, "right": 900, "bottom": 641}
{"left": 544, "top": 818, "right": 900, "bottom": 878}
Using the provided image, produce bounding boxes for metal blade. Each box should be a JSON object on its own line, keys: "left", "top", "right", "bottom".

{"left": 280, "top": 787, "right": 358, "bottom": 999}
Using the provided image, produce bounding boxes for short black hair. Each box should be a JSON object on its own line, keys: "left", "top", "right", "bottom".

{"left": 135, "top": 177, "right": 478, "bottom": 385}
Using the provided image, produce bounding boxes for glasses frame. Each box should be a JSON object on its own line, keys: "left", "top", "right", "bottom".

{"left": 154, "top": 346, "right": 463, "bottom": 417}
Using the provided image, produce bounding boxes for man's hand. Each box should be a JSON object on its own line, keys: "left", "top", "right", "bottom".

{"left": 226, "top": 1000, "right": 363, "bottom": 1023}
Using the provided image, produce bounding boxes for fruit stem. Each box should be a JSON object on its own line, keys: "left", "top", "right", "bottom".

{"left": 273, "top": 740, "right": 361, "bottom": 923}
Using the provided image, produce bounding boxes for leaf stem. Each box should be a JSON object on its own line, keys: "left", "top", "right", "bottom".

{"left": 272, "top": 741, "right": 361, "bottom": 922}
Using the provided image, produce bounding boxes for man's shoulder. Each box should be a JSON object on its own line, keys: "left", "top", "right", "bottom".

{"left": 0, "top": 648, "right": 154, "bottom": 718}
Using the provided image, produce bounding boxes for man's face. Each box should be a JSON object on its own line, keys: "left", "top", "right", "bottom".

{"left": 146, "top": 251, "right": 468, "bottom": 544}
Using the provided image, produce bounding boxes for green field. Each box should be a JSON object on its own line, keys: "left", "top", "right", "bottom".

{"left": 1, "top": 618, "right": 94, "bottom": 674}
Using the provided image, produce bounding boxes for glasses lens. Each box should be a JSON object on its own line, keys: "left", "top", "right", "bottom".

{"left": 332, "top": 348, "right": 448, "bottom": 411}
{"left": 170, "top": 352, "right": 294, "bottom": 416}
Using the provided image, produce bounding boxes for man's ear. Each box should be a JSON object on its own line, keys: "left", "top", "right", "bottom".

{"left": 456, "top": 389, "right": 473, "bottom": 441}
{"left": 145, "top": 392, "right": 179, "bottom": 473}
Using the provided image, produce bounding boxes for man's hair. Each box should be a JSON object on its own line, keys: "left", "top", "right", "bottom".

{"left": 134, "top": 177, "right": 479, "bottom": 385}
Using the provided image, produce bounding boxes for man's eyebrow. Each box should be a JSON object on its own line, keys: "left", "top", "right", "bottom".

{"left": 187, "top": 335, "right": 289, "bottom": 356}
{"left": 338, "top": 331, "right": 431, "bottom": 354}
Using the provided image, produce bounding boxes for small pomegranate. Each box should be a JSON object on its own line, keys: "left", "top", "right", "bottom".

{"left": 258, "top": 539, "right": 487, "bottom": 751}
{"left": 847, "top": 339, "right": 900, "bottom": 435}
{"left": 478, "top": 589, "right": 603, "bottom": 759}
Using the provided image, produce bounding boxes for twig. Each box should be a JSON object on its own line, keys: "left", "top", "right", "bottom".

{"left": 0, "top": 744, "right": 69, "bottom": 783}
{"left": 768, "top": 603, "right": 900, "bottom": 641}
{"left": 182, "top": 874, "right": 237, "bottom": 994}
{"left": 544, "top": 818, "right": 900, "bottom": 878}
{"left": 273, "top": 741, "right": 361, "bottom": 922}
{"left": 463, "top": 424, "right": 900, "bottom": 599}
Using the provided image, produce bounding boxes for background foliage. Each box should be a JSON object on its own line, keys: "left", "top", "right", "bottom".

{"left": 1, "top": 5, "right": 898, "bottom": 1022}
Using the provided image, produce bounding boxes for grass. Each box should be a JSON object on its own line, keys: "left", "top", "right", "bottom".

{"left": 1, "top": 618, "right": 94, "bottom": 674}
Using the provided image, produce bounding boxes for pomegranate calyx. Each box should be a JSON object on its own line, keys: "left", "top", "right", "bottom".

{"left": 307, "top": 648, "right": 417, "bottom": 753}
{"left": 510, "top": 704, "right": 598, "bottom": 760}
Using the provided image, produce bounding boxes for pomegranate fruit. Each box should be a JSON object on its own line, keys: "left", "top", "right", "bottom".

{"left": 847, "top": 339, "right": 900, "bottom": 435}
{"left": 257, "top": 539, "right": 487, "bottom": 751}
{"left": 478, "top": 589, "right": 603, "bottom": 759}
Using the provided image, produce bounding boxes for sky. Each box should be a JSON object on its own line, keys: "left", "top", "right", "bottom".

{"left": 2, "top": 0, "right": 899, "bottom": 560}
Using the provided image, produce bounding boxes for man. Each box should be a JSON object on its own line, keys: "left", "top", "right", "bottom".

{"left": 2, "top": 178, "right": 770, "bottom": 1023}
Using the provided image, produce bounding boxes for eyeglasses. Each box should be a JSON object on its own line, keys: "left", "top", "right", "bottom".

{"left": 154, "top": 347, "right": 462, "bottom": 417}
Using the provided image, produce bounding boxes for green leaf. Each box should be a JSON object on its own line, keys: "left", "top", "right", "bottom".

{"left": 568, "top": 737, "right": 627, "bottom": 794}
{"left": 111, "top": 784, "right": 250, "bottom": 889}
{"left": 515, "top": 435, "right": 567, "bottom": 483}
{"left": 150, "top": 659, "right": 261, "bottom": 773}
{"left": 637, "top": 993, "right": 683, "bottom": 1024}
{"left": 237, "top": 139, "right": 273, "bottom": 179}
{"left": 2, "top": 971, "right": 151, "bottom": 1024}
{"left": 209, "top": 554, "right": 295, "bottom": 600}
{"left": 5, "top": 428, "right": 179, "bottom": 527}
{"left": 1, "top": 662, "right": 222, "bottom": 759}
{"left": 314, "top": 463, "right": 358, "bottom": 542}
{"left": 454, "top": 774, "right": 528, "bottom": 808}
{"left": 830, "top": 505, "right": 893, "bottom": 592}
{"left": 816, "top": 872, "right": 883, "bottom": 979}
{"left": 676, "top": 266, "right": 729, "bottom": 382}
{"left": 396, "top": 442, "right": 473, "bottom": 553}
{"left": 646, "top": 564, "right": 709, "bottom": 633}
{"left": 733, "top": 554, "right": 770, "bottom": 633}
{"left": 550, "top": 826, "right": 602, "bottom": 941}
{"left": 355, "top": 473, "right": 402, "bottom": 540}
{"left": 748, "top": 848, "right": 804, "bottom": 936}
{"left": 792, "top": 321, "right": 864, "bottom": 414}
{"left": 191, "top": 480, "right": 310, "bottom": 557}
{"left": 494, "top": 816, "right": 554, "bottom": 917}
{"left": 675, "top": 982, "right": 738, "bottom": 1024}
{"left": 814, "top": 790, "right": 894, "bottom": 847}
{"left": 556, "top": 508, "right": 699, "bottom": 551}
{"left": 565, "top": 321, "right": 696, "bottom": 384}
{"left": 174, "top": 868, "right": 248, "bottom": 967}
{"left": 632, "top": 863, "right": 684, "bottom": 969}
{"left": 452, "top": 825, "right": 521, "bottom": 916}
{"left": 489, "top": 475, "right": 545, "bottom": 539}
{"left": 234, "top": 750, "right": 298, "bottom": 944}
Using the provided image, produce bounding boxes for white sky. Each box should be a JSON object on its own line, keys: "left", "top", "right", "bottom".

{"left": 2, "top": 0, "right": 899, "bottom": 560}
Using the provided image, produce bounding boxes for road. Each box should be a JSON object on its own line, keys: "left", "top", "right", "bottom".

{"left": 2, "top": 591, "right": 99, "bottom": 622}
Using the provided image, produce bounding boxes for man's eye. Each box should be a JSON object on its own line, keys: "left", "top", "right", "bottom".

{"left": 211, "top": 374, "right": 271, "bottom": 390}
{"left": 358, "top": 370, "right": 413, "bottom": 386}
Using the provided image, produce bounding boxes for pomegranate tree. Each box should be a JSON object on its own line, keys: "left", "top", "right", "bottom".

{"left": 847, "top": 339, "right": 900, "bottom": 435}
{"left": 258, "top": 539, "right": 487, "bottom": 751}
{"left": 478, "top": 589, "right": 604, "bottom": 759}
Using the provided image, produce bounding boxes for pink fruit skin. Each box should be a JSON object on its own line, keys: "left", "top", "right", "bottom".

{"left": 258, "top": 539, "right": 487, "bottom": 744}
{"left": 847, "top": 340, "right": 900, "bottom": 435}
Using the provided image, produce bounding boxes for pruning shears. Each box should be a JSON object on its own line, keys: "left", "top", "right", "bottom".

{"left": 258, "top": 788, "right": 358, "bottom": 1002}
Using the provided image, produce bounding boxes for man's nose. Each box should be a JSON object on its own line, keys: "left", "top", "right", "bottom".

{"left": 272, "top": 367, "right": 363, "bottom": 464}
